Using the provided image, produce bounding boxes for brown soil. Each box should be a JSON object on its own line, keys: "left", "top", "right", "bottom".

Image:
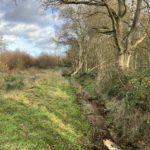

{"left": 72, "top": 81, "right": 121, "bottom": 150}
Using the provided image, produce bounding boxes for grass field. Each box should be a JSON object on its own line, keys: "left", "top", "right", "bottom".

{"left": 0, "top": 69, "right": 91, "bottom": 150}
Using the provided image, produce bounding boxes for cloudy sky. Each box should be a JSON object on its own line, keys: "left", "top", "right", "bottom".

{"left": 0, "top": 0, "right": 64, "bottom": 56}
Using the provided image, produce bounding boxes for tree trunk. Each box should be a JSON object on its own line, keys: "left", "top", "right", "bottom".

{"left": 82, "top": 53, "right": 88, "bottom": 72}
{"left": 118, "top": 52, "right": 132, "bottom": 71}
{"left": 71, "top": 61, "right": 83, "bottom": 76}
{"left": 71, "top": 42, "right": 83, "bottom": 76}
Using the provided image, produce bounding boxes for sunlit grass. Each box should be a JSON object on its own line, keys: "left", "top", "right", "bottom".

{"left": 0, "top": 69, "right": 91, "bottom": 150}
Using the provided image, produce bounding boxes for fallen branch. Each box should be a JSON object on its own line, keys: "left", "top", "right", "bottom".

{"left": 103, "top": 139, "right": 122, "bottom": 150}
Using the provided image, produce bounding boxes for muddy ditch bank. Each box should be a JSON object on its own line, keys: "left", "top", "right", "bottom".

{"left": 71, "top": 80, "right": 122, "bottom": 150}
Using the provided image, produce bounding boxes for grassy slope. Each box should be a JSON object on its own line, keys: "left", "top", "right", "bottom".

{"left": 0, "top": 70, "right": 91, "bottom": 150}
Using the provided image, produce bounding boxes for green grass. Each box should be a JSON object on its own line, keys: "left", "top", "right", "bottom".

{"left": 0, "top": 69, "right": 91, "bottom": 150}
{"left": 78, "top": 75, "right": 95, "bottom": 95}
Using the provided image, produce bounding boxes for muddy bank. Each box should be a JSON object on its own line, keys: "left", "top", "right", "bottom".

{"left": 72, "top": 81, "right": 122, "bottom": 150}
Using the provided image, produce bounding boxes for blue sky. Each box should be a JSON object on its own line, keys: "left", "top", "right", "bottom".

{"left": 0, "top": 0, "right": 65, "bottom": 56}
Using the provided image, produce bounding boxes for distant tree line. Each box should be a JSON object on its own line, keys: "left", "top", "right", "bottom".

{"left": 0, "top": 50, "right": 62, "bottom": 71}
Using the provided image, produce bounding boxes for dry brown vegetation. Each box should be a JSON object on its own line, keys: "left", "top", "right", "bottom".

{"left": 0, "top": 51, "right": 62, "bottom": 71}
{"left": 34, "top": 54, "right": 62, "bottom": 69}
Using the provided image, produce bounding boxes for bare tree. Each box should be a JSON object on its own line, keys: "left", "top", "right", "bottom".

{"left": 42, "top": 0, "right": 150, "bottom": 71}
{"left": 56, "top": 5, "right": 91, "bottom": 76}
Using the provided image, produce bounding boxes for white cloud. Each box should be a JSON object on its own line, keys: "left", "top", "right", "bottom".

{"left": 10, "top": 24, "right": 39, "bottom": 33}
{"left": 4, "top": 35, "right": 17, "bottom": 43}
{"left": 0, "top": 0, "right": 63, "bottom": 55}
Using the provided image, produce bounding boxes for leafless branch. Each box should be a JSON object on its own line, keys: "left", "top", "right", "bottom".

{"left": 92, "top": 27, "right": 114, "bottom": 35}
{"left": 131, "top": 34, "right": 146, "bottom": 50}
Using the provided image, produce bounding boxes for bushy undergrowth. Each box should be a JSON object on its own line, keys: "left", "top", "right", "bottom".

{"left": 35, "top": 54, "right": 61, "bottom": 69}
{"left": 1, "top": 75, "right": 25, "bottom": 91}
{"left": 77, "top": 73, "right": 96, "bottom": 95}
{"left": 107, "top": 69, "right": 150, "bottom": 112}
{"left": 0, "top": 51, "right": 34, "bottom": 70}
{"left": 0, "top": 51, "right": 62, "bottom": 71}
{"left": 101, "top": 69, "right": 150, "bottom": 150}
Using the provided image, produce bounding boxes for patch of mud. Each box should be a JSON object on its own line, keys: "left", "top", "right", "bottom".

{"left": 72, "top": 81, "right": 122, "bottom": 150}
